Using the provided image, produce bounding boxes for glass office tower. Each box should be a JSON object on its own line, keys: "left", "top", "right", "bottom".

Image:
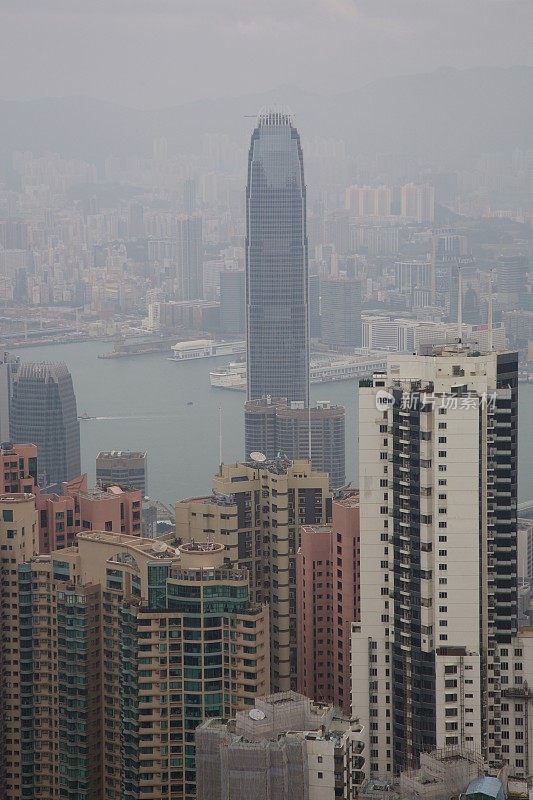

{"left": 246, "top": 109, "right": 309, "bottom": 405}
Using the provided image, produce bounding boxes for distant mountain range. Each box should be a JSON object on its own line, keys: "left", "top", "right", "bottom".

{"left": 0, "top": 66, "right": 531, "bottom": 165}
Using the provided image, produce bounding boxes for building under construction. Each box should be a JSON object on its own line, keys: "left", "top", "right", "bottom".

{"left": 195, "top": 692, "right": 366, "bottom": 800}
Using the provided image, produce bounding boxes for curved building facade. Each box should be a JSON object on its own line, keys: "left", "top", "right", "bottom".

{"left": 246, "top": 109, "right": 309, "bottom": 405}
{"left": 11, "top": 362, "right": 80, "bottom": 487}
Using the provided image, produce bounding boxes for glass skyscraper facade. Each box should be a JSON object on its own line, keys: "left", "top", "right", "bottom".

{"left": 11, "top": 361, "right": 81, "bottom": 487}
{"left": 246, "top": 109, "right": 309, "bottom": 405}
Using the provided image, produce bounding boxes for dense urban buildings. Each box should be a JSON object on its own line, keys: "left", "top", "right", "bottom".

{"left": 0, "top": 44, "right": 531, "bottom": 800}
{"left": 0, "top": 513, "right": 269, "bottom": 799}
{"left": 176, "top": 458, "right": 331, "bottom": 691}
{"left": 195, "top": 692, "right": 366, "bottom": 800}
{"left": 96, "top": 449, "right": 148, "bottom": 494}
{"left": 351, "top": 345, "right": 529, "bottom": 776}
{"left": 246, "top": 109, "right": 309, "bottom": 405}
{"left": 10, "top": 361, "right": 80, "bottom": 487}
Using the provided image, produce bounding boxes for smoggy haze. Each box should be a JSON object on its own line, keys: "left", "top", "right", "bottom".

{"left": 0, "top": 0, "right": 531, "bottom": 107}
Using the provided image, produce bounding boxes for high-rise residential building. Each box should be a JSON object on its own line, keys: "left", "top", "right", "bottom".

{"left": 350, "top": 345, "right": 533, "bottom": 778}
{"left": 195, "top": 692, "right": 367, "bottom": 800}
{"left": 246, "top": 109, "right": 309, "bottom": 405}
{"left": 175, "top": 214, "right": 203, "bottom": 301}
{"left": 345, "top": 185, "right": 392, "bottom": 217}
{"left": 96, "top": 449, "right": 148, "bottom": 494}
{"left": 128, "top": 201, "right": 144, "bottom": 237}
{"left": 219, "top": 269, "right": 246, "bottom": 335}
{"left": 394, "top": 260, "right": 432, "bottom": 294}
{"left": 0, "top": 520, "right": 269, "bottom": 800}
{"left": 496, "top": 255, "right": 528, "bottom": 308}
{"left": 10, "top": 362, "right": 80, "bottom": 487}
{"left": 183, "top": 177, "right": 197, "bottom": 215}
{"left": 244, "top": 397, "right": 346, "bottom": 489}
{"left": 296, "top": 491, "right": 360, "bottom": 715}
{"left": 175, "top": 458, "right": 331, "bottom": 691}
{"left": 324, "top": 211, "right": 350, "bottom": 256}
{"left": 400, "top": 183, "right": 435, "bottom": 223}
{"left": 320, "top": 277, "right": 362, "bottom": 349}
{"left": 0, "top": 351, "right": 19, "bottom": 441}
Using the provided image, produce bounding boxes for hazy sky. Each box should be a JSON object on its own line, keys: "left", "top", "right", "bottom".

{"left": 1, "top": 0, "right": 531, "bottom": 108}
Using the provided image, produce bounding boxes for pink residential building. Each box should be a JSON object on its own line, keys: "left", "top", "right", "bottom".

{"left": 37, "top": 475, "right": 142, "bottom": 553}
{"left": 0, "top": 442, "right": 142, "bottom": 553}
{"left": 296, "top": 490, "right": 360, "bottom": 716}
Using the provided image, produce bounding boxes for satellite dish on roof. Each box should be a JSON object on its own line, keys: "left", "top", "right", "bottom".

{"left": 250, "top": 451, "right": 267, "bottom": 463}
{"left": 249, "top": 709, "right": 266, "bottom": 721}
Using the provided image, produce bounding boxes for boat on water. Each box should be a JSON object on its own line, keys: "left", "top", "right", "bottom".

{"left": 209, "top": 352, "right": 388, "bottom": 391}
{"left": 78, "top": 411, "right": 96, "bottom": 421}
{"left": 210, "top": 362, "right": 247, "bottom": 390}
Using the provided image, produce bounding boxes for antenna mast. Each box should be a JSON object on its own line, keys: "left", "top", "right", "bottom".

{"left": 457, "top": 266, "right": 463, "bottom": 343}
{"left": 487, "top": 270, "right": 494, "bottom": 352}
{"left": 218, "top": 405, "right": 223, "bottom": 467}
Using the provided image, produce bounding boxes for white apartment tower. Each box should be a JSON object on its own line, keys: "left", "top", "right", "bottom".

{"left": 351, "top": 345, "right": 533, "bottom": 777}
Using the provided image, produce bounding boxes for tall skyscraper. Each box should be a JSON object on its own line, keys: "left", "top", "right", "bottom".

{"left": 246, "top": 109, "right": 309, "bottom": 405}
{"left": 351, "top": 345, "right": 533, "bottom": 777}
{"left": 320, "top": 276, "right": 363, "bottom": 349}
{"left": 219, "top": 270, "right": 246, "bottom": 335}
{"left": 175, "top": 214, "right": 203, "bottom": 301}
{"left": 11, "top": 362, "right": 80, "bottom": 487}
{"left": 0, "top": 516, "right": 269, "bottom": 800}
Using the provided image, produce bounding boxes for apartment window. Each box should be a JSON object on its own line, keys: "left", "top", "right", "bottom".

{"left": 318, "top": 773, "right": 323, "bottom": 779}
{"left": 440, "top": 620, "right": 448, "bottom": 627}
{"left": 438, "top": 479, "right": 447, "bottom": 486}
{"left": 438, "top": 536, "right": 447, "bottom": 542}
{"left": 439, "top": 564, "right": 447, "bottom": 571}
{"left": 439, "top": 592, "right": 448, "bottom": 598}
{"left": 438, "top": 450, "right": 447, "bottom": 458}
{"left": 438, "top": 522, "right": 447, "bottom": 529}
{"left": 438, "top": 507, "right": 447, "bottom": 514}
{"left": 444, "top": 666, "right": 458, "bottom": 674}
{"left": 380, "top": 452, "right": 387, "bottom": 461}
{"left": 439, "top": 408, "right": 447, "bottom": 415}
{"left": 438, "top": 465, "right": 447, "bottom": 472}
{"left": 439, "top": 550, "right": 447, "bottom": 557}
{"left": 439, "top": 606, "right": 448, "bottom": 613}
{"left": 438, "top": 422, "right": 447, "bottom": 429}
{"left": 380, "top": 479, "right": 388, "bottom": 487}
{"left": 438, "top": 437, "right": 447, "bottom": 443}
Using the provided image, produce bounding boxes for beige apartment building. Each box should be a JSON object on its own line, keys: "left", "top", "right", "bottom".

{"left": 352, "top": 346, "right": 533, "bottom": 778}
{"left": 176, "top": 458, "right": 331, "bottom": 691}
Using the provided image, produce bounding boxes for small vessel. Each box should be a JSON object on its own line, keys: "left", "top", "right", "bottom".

{"left": 187, "top": 401, "right": 194, "bottom": 406}
{"left": 78, "top": 411, "right": 95, "bottom": 421}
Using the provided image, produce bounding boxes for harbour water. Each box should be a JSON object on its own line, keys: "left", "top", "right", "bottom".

{"left": 12, "top": 340, "right": 533, "bottom": 507}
